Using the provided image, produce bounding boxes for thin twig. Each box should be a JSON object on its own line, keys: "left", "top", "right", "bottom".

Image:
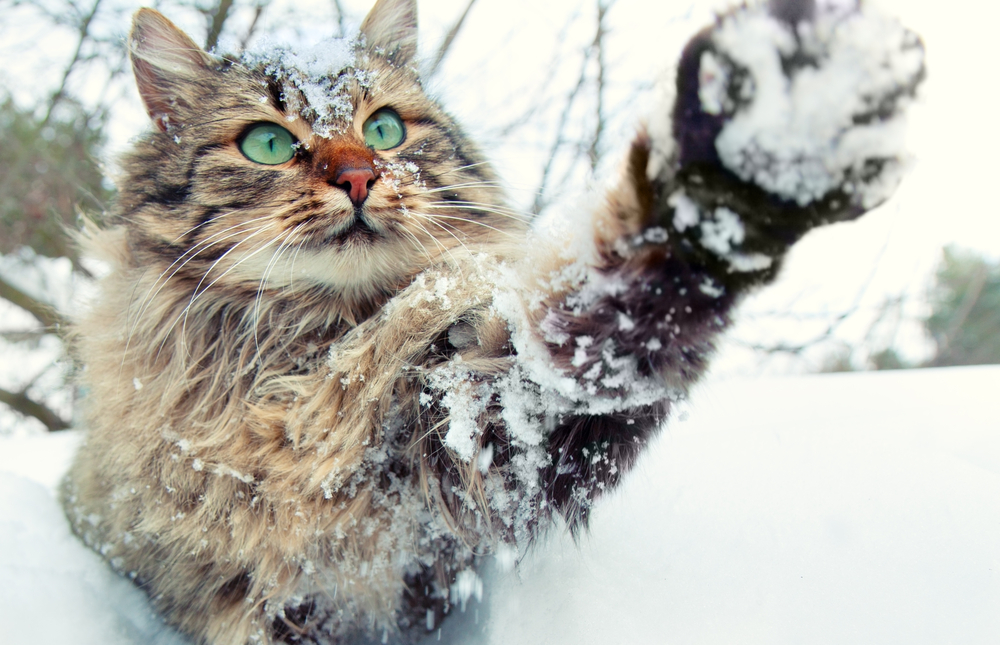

{"left": 589, "top": 0, "right": 609, "bottom": 171}
{"left": 0, "top": 386, "right": 70, "bottom": 431}
{"left": 0, "top": 329, "right": 47, "bottom": 342}
{"left": 0, "top": 0, "right": 105, "bottom": 219}
{"left": 40, "top": 0, "right": 103, "bottom": 127}
{"left": 331, "top": 0, "right": 346, "bottom": 37}
{"left": 205, "top": 0, "right": 235, "bottom": 51}
{"left": 238, "top": 2, "right": 267, "bottom": 52}
{"left": 531, "top": 48, "right": 592, "bottom": 215}
{"left": 489, "top": 14, "right": 584, "bottom": 139}
{"left": 0, "top": 274, "right": 67, "bottom": 331}
{"left": 532, "top": 2, "right": 617, "bottom": 214}
{"left": 938, "top": 263, "right": 988, "bottom": 357}
{"left": 427, "top": 0, "right": 478, "bottom": 77}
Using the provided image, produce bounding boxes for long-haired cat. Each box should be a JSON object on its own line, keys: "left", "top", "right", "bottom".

{"left": 62, "top": 0, "right": 924, "bottom": 643}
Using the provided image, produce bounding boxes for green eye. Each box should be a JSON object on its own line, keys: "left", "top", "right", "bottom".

{"left": 239, "top": 123, "right": 296, "bottom": 165}
{"left": 363, "top": 109, "right": 406, "bottom": 150}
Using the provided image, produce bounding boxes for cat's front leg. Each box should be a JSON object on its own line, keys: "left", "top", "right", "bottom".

{"left": 524, "top": 0, "right": 924, "bottom": 528}
{"left": 548, "top": 0, "right": 925, "bottom": 383}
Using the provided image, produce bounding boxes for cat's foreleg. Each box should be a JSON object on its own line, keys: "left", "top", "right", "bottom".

{"left": 525, "top": 0, "right": 925, "bottom": 528}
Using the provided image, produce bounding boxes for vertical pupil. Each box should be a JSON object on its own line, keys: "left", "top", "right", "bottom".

{"left": 241, "top": 126, "right": 295, "bottom": 164}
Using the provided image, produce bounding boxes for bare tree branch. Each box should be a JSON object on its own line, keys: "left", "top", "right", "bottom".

{"left": 331, "top": 0, "right": 346, "bottom": 38}
{"left": 0, "top": 274, "right": 67, "bottom": 331}
{"left": 938, "top": 262, "right": 988, "bottom": 357}
{"left": 238, "top": 2, "right": 267, "bottom": 52}
{"left": 427, "top": 0, "right": 478, "bottom": 77}
{"left": 0, "top": 0, "right": 106, "bottom": 230}
{"left": 40, "top": 0, "right": 103, "bottom": 127}
{"left": 0, "top": 330, "right": 47, "bottom": 343}
{"left": 588, "top": 0, "right": 609, "bottom": 171}
{"left": 739, "top": 218, "right": 897, "bottom": 365}
{"left": 488, "top": 14, "right": 584, "bottom": 140}
{"left": 204, "top": 0, "right": 235, "bottom": 51}
{"left": 531, "top": 48, "right": 592, "bottom": 215}
{"left": 532, "top": 2, "right": 614, "bottom": 214}
{"left": 0, "top": 386, "right": 70, "bottom": 431}
{"left": 734, "top": 306, "right": 859, "bottom": 357}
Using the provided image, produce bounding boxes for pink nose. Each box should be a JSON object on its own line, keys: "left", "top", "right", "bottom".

{"left": 335, "top": 167, "right": 376, "bottom": 205}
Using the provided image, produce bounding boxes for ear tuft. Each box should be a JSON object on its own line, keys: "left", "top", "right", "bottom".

{"left": 360, "top": 0, "right": 418, "bottom": 63}
{"left": 130, "top": 9, "right": 214, "bottom": 131}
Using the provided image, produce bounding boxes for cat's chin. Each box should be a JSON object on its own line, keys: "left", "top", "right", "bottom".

{"left": 312, "top": 208, "right": 396, "bottom": 248}
{"left": 323, "top": 213, "right": 380, "bottom": 245}
{"left": 225, "top": 239, "right": 418, "bottom": 297}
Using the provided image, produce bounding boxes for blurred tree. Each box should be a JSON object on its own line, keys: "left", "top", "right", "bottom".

{"left": 925, "top": 246, "right": 1000, "bottom": 367}
{"left": 869, "top": 348, "right": 908, "bottom": 371}
{"left": 0, "top": 97, "right": 107, "bottom": 432}
{"left": 0, "top": 97, "right": 110, "bottom": 265}
{"left": 812, "top": 247, "right": 1000, "bottom": 372}
{"left": 817, "top": 343, "right": 855, "bottom": 373}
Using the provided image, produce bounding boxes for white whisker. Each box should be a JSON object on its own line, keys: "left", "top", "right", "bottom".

{"left": 407, "top": 219, "right": 466, "bottom": 276}
{"left": 426, "top": 201, "right": 532, "bottom": 222}
{"left": 285, "top": 223, "right": 309, "bottom": 295}
{"left": 253, "top": 226, "right": 303, "bottom": 361}
{"left": 424, "top": 212, "right": 522, "bottom": 238}
{"left": 422, "top": 161, "right": 493, "bottom": 178}
{"left": 121, "top": 215, "right": 277, "bottom": 381}
{"left": 129, "top": 214, "right": 276, "bottom": 337}
{"left": 423, "top": 181, "right": 502, "bottom": 191}
{"left": 395, "top": 224, "right": 434, "bottom": 264}
{"left": 157, "top": 225, "right": 278, "bottom": 359}
{"left": 416, "top": 216, "right": 474, "bottom": 263}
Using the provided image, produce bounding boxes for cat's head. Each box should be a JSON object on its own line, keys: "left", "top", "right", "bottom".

{"left": 118, "top": 0, "right": 522, "bottom": 310}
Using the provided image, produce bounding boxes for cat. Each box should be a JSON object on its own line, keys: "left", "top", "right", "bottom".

{"left": 61, "top": 0, "right": 924, "bottom": 643}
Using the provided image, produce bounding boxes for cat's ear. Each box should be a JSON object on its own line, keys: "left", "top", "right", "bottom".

{"left": 130, "top": 9, "right": 214, "bottom": 132}
{"left": 360, "top": 0, "right": 418, "bottom": 63}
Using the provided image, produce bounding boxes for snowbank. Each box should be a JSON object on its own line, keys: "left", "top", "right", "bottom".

{"left": 0, "top": 432, "right": 189, "bottom": 644}
{"left": 1, "top": 366, "right": 997, "bottom": 645}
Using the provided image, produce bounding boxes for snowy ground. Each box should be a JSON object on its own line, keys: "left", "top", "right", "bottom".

{"left": 1, "top": 366, "right": 997, "bottom": 645}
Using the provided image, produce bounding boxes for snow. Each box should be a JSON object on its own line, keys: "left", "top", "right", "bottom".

{"left": 668, "top": 190, "right": 700, "bottom": 232}
{"left": 1, "top": 366, "right": 997, "bottom": 644}
{"left": 711, "top": 3, "right": 923, "bottom": 209}
{"left": 433, "top": 365, "right": 1000, "bottom": 645}
{"left": 664, "top": 193, "right": 775, "bottom": 274}
{"left": 698, "top": 206, "right": 745, "bottom": 256}
{"left": 429, "top": 361, "right": 490, "bottom": 461}
{"left": 0, "top": 431, "right": 189, "bottom": 644}
{"left": 241, "top": 33, "right": 364, "bottom": 139}
{"left": 449, "top": 569, "right": 484, "bottom": 612}
{"left": 699, "top": 276, "right": 725, "bottom": 298}
{"left": 697, "top": 50, "right": 730, "bottom": 116}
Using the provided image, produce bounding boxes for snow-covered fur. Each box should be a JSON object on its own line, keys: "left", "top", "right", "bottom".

{"left": 62, "top": 0, "right": 924, "bottom": 643}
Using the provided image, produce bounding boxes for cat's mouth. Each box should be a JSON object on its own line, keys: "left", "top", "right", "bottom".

{"left": 325, "top": 210, "right": 380, "bottom": 245}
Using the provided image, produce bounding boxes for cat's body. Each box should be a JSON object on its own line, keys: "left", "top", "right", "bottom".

{"left": 62, "top": 1, "right": 924, "bottom": 643}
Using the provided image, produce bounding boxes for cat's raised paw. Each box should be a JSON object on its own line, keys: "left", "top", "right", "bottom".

{"left": 672, "top": 0, "right": 925, "bottom": 214}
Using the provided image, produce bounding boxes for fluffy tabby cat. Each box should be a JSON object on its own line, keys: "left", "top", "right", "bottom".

{"left": 62, "top": 0, "right": 924, "bottom": 643}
